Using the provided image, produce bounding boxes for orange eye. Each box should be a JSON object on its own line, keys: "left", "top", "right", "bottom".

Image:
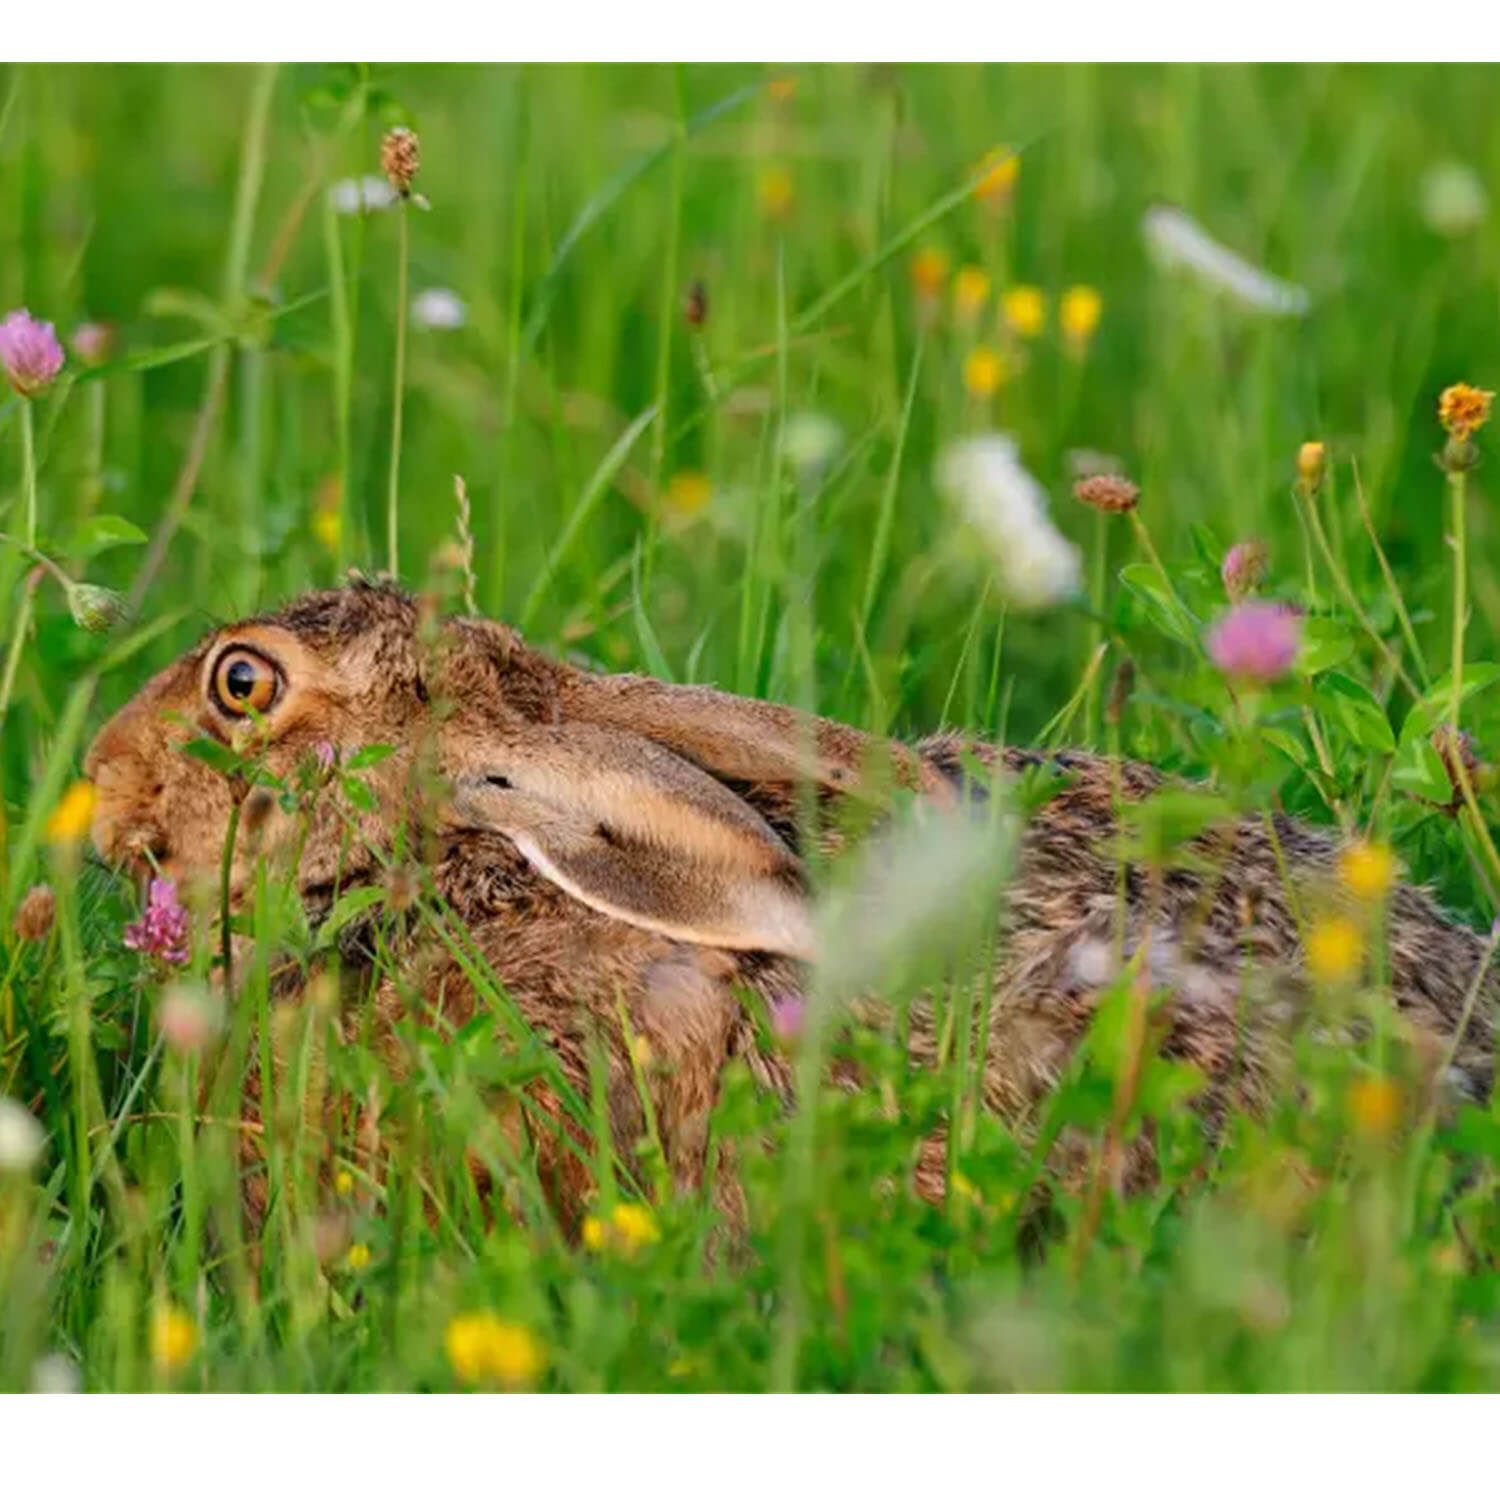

{"left": 212, "top": 648, "right": 280, "bottom": 717}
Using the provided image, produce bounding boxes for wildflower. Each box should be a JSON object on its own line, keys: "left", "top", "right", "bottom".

{"left": 70, "top": 322, "right": 115, "bottom": 366}
{"left": 1437, "top": 382, "right": 1493, "bottom": 442}
{"left": 123, "top": 879, "right": 191, "bottom": 967}
{"left": 1073, "top": 473, "right": 1139, "bottom": 514}
{"left": 445, "top": 1312, "right": 545, "bottom": 1388}
{"left": 756, "top": 165, "right": 794, "bottom": 220}
{"left": 1058, "top": 286, "right": 1102, "bottom": 353}
{"left": 411, "top": 288, "right": 466, "bottom": 330}
{"left": 328, "top": 175, "right": 397, "bottom": 215}
{"left": 311, "top": 473, "right": 342, "bottom": 553}
{"left": 909, "top": 247, "right": 950, "bottom": 303}
{"left": 1221, "top": 539, "right": 1269, "bottom": 602}
{"left": 973, "top": 146, "right": 1019, "bottom": 206}
{"left": 13, "top": 884, "right": 56, "bottom": 943}
{"left": 782, "top": 411, "right": 842, "bottom": 477}
{"left": 1207, "top": 602, "right": 1302, "bottom": 684}
{"left": 1306, "top": 915, "right": 1362, "bottom": 984}
{"left": 0, "top": 1097, "right": 46, "bottom": 1174}
{"left": 156, "top": 984, "right": 222, "bottom": 1053}
{"left": 936, "top": 435, "right": 1082, "bottom": 611}
{"left": 663, "top": 471, "right": 713, "bottom": 517}
{"left": 1339, "top": 841, "right": 1398, "bottom": 903}
{"left": 952, "top": 266, "right": 991, "bottom": 323}
{"left": 64, "top": 580, "right": 129, "bottom": 635}
{"left": 582, "top": 1201, "right": 660, "bottom": 1257}
{"left": 313, "top": 740, "right": 338, "bottom": 773}
{"left": 683, "top": 279, "right": 709, "bottom": 329}
{"left": 768, "top": 993, "right": 806, "bottom": 1042}
{"left": 629, "top": 1034, "right": 654, "bottom": 1068}
{"left": 1001, "top": 285, "right": 1045, "bottom": 339}
{"left": 150, "top": 1306, "right": 197, "bottom": 1372}
{"left": 1349, "top": 1076, "right": 1401, "bottom": 1140}
{"left": 963, "top": 345, "right": 1006, "bottom": 399}
{"left": 1420, "top": 162, "right": 1487, "bottom": 237}
{"left": 1143, "top": 205, "right": 1309, "bottom": 316}
{"left": 46, "top": 781, "right": 97, "bottom": 847}
{"left": 30, "top": 1353, "right": 81, "bottom": 1394}
{"left": 346, "top": 1243, "right": 372, "bottom": 1271}
{"left": 380, "top": 126, "right": 420, "bottom": 197}
{"left": 1296, "top": 440, "right": 1326, "bottom": 494}
{"left": 0, "top": 309, "right": 66, "bottom": 397}
{"left": 335, "top": 1169, "right": 354, "bottom": 1196}
{"left": 767, "top": 76, "right": 798, "bottom": 105}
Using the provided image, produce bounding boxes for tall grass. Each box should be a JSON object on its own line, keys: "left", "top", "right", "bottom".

{"left": 3, "top": 62, "right": 1500, "bottom": 1392}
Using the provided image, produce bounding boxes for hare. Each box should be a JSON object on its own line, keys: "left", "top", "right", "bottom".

{"left": 84, "top": 579, "right": 1497, "bottom": 1224}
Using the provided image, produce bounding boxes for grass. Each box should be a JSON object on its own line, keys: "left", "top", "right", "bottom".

{"left": 4, "top": 61, "right": 1500, "bottom": 1392}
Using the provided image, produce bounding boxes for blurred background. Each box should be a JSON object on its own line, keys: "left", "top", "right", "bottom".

{"left": 2, "top": 62, "right": 1497, "bottom": 779}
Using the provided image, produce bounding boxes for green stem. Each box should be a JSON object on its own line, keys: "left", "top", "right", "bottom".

{"left": 0, "top": 403, "right": 40, "bottom": 730}
{"left": 387, "top": 203, "right": 410, "bottom": 579}
{"left": 1449, "top": 468, "right": 1467, "bottom": 736}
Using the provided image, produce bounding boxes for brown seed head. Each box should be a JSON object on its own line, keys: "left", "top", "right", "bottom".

{"left": 13, "top": 883, "right": 56, "bottom": 943}
{"left": 1073, "top": 473, "right": 1140, "bottom": 514}
{"left": 1438, "top": 383, "right": 1493, "bottom": 442}
{"left": 381, "top": 127, "right": 421, "bottom": 197}
{"left": 684, "top": 280, "right": 708, "bottom": 329}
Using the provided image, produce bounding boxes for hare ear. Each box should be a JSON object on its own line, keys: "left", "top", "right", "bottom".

{"left": 447, "top": 723, "right": 815, "bottom": 958}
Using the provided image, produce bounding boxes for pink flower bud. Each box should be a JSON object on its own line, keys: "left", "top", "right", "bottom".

{"left": 0, "top": 309, "right": 65, "bottom": 397}
{"left": 1207, "top": 602, "right": 1302, "bottom": 684}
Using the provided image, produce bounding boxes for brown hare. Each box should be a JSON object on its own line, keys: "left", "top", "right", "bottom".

{"left": 84, "top": 579, "right": 1497, "bottom": 1226}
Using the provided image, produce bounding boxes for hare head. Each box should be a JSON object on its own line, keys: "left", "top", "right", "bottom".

{"left": 85, "top": 579, "right": 933, "bottom": 958}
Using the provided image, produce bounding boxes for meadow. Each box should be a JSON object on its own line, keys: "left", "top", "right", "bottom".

{"left": 3, "top": 61, "right": 1500, "bottom": 1392}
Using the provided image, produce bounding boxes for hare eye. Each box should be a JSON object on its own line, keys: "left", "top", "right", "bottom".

{"left": 212, "top": 649, "right": 280, "bottom": 717}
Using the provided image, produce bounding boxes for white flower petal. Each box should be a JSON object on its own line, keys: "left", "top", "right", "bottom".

{"left": 411, "top": 287, "right": 467, "bottom": 329}
{"left": 0, "top": 1096, "right": 45, "bottom": 1173}
{"left": 1143, "top": 204, "right": 1309, "bottom": 317}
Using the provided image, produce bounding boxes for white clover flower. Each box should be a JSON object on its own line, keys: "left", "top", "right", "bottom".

{"left": 31, "top": 1353, "right": 81, "bottom": 1394}
{"left": 0, "top": 1096, "right": 45, "bottom": 1174}
{"left": 411, "top": 287, "right": 467, "bottom": 330}
{"left": 1143, "top": 204, "right": 1309, "bottom": 316}
{"left": 327, "top": 175, "right": 398, "bottom": 216}
{"left": 1420, "top": 162, "right": 1487, "bottom": 237}
{"left": 936, "top": 435, "right": 1082, "bottom": 610}
{"left": 782, "top": 411, "right": 843, "bottom": 477}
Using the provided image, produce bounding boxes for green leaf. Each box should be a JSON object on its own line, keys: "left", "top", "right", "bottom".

{"left": 1392, "top": 734, "right": 1453, "bottom": 803}
{"left": 1119, "top": 562, "right": 1200, "bottom": 646}
{"left": 1296, "top": 617, "right": 1356, "bottom": 676}
{"left": 180, "top": 737, "right": 245, "bottom": 775}
{"left": 344, "top": 744, "right": 396, "bottom": 771}
{"left": 1319, "top": 671, "right": 1395, "bottom": 754}
{"left": 1401, "top": 663, "right": 1500, "bottom": 742}
{"left": 340, "top": 774, "right": 379, "bottom": 813}
{"left": 66, "top": 514, "right": 148, "bottom": 557}
{"left": 1260, "top": 727, "right": 1311, "bottom": 770}
{"left": 314, "top": 885, "right": 386, "bottom": 950}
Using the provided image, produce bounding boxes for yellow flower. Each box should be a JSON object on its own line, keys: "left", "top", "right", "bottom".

{"left": 1296, "top": 440, "right": 1326, "bottom": 494}
{"left": 582, "top": 1201, "right": 661, "bottom": 1257}
{"left": 1306, "top": 916, "right": 1362, "bottom": 984}
{"left": 1059, "top": 285, "right": 1102, "bottom": 351}
{"left": 1349, "top": 1076, "right": 1401, "bottom": 1141}
{"left": 951, "top": 266, "right": 991, "bottom": 322}
{"left": 1001, "top": 285, "right": 1046, "bottom": 339}
{"left": 963, "top": 345, "right": 1006, "bottom": 399}
{"left": 663, "top": 471, "right": 712, "bottom": 517}
{"left": 311, "top": 473, "right": 342, "bottom": 554}
{"left": 346, "top": 1242, "right": 372, "bottom": 1271}
{"left": 766, "top": 76, "right": 797, "bottom": 105}
{"left": 909, "top": 247, "right": 950, "bottom": 302}
{"left": 150, "top": 1306, "right": 197, "bottom": 1372}
{"left": 334, "top": 1169, "right": 354, "bottom": 1196}
{"left": 950, "top": 1170, "right": 982, "bottom": 1204}
{"left": 973, "top": 146, "right": 1019, "bottom": 206}
{"left": 629, "top": 1033, "right": 654, "bottom": 1068}
{"left": 1438, "top": 382, "right": 1494, "bottom": 441}
{"left": 756, "top": 165, "right": 794, "bottom": 221}
{"left": 444, "top": 1312, "right": 545, "bottom": 1388}
{"left": 1338, "top": 841, "right": 1398, "bottom": 904}
{"left": 46, "top": 781, "right": 97, "bottom": 846}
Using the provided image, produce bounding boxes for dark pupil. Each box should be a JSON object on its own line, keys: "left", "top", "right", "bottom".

{"left": 225, "top": 659, "right": 259, "bottom": 700}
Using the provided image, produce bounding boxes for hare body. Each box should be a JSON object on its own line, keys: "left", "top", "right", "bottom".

{"left": 85, "top": 582, "right": 1497, "bottom": 1223}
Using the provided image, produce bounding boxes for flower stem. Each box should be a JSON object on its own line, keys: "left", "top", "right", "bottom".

{"left": 386, "top": 201, "right": 410, "bottom": 579}
{"left": 0, "top": 403, "right": 40, "bottom": 729}
{"left": 1449, "top": 467, "right": 1467, "bottom": 735}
